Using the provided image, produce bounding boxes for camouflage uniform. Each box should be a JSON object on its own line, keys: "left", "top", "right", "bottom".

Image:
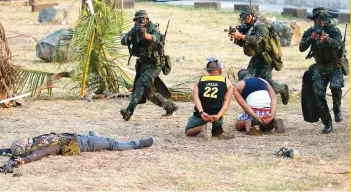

{"left": 299, "top": 7, "right": 344, "bottom": 131}
{"left": 120, "top": 10, "right": 177, "bottom": 120}
{"left": 234, "top": 11, "right": 289, "bottom": 104}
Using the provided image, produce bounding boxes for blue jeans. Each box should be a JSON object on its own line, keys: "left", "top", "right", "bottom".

{"left": 77, "top": 135, "right": 141, "bottom": 152}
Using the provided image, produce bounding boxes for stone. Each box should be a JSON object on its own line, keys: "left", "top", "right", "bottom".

{"left": 32, "top": 2, "right": 58, "bottom": 12}
{"left": 194, "top": 2, "right": 220, "bottom": 9}
{"left": 234, "top": 3, "right": 259, "bottom": 14}
{"left": 282, "top": 7, "right": 307, "bottom": 18}
{"left": 36, "top": 28, "right": 73, "bottom": 62}
{"left": 272, "top": 21, "right": 301, "bottom": 47}
{"left": 38, "top": 6, "right": 68, "bottom": 24}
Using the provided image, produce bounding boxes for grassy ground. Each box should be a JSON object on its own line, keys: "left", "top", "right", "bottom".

{"left": 0, "top": 1, "right": 349, "bottom": 191}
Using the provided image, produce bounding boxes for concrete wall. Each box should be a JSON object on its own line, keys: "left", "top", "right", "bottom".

{"left": 249, "top": 0, "right": 349, "bottom": 10}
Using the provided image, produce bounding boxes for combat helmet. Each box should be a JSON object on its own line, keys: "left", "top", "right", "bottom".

{"left": 239, "top": 7, "right": 256, "bottom": 20}
{"left": 310, "top": 7, "right": 331, "bottom": 20}
{"left": 133, "top": 10, "right": 149, "bottom": 21}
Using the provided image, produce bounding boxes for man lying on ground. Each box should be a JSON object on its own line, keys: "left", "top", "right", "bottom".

{"left": 0, "top": 131, "right": 154, "bottom": 172}
{"left": 185, "top": 58, "right": 234, "bottom": 139}
{"left": 234, "top": 69, "right": 283, "bottom": 134}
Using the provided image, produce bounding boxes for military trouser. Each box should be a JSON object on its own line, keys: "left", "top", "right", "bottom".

{"left": 247, "top": 55, "right": 285, "bottom": 94}
{"left": 127, "top": 59, "right": 175, "bottom": 113}
{"left": 311, "top": 64, "right": 344, "bottom": 125}
{"left": 77, "top": 135, "right": 141, "bottom": 152}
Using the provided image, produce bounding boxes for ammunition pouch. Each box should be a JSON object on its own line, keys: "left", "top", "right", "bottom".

{"left": 56, "top": 133, "right": 81, "bottom": 156}
{"left": 243, "top": 43, "right": 255, "bottom": 56}
{"left": 339, "top": 57, "right": 349, "bottom": 76}
{"left": 162, "top": 55, "right": 171, "bottom": 75}
{"left": 262, "top": 51, "right": 272, "bottom": 64}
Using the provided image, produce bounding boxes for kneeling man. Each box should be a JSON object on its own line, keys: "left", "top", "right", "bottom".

{"left": 185, "top": 58, "right": 233, "bottom": 138}
{"left": 234, "top": 69, "right": 282, "bottom": 134}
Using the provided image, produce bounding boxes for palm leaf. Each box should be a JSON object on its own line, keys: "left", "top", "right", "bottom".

{"left": 69, "top": 0, "right": 133, "bottom": 96}
{"left": 15, "top": 68, "right": 55, "bottom": 96}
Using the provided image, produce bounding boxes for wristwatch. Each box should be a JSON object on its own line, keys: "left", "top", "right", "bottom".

{"left": 199, "top": 111, "right": 204, "bottom": 116}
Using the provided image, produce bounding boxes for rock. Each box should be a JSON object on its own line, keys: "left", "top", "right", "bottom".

{"left": 272, "top": 21, "right": 301, "bottom": 47}
{"left": 36, "top": 28, "right": 73, "bottom": 62}
{"left": 38, "top": 6, "right": 68, "bottom": 24}
{"left": 13, "top": 173, "right": 23, "bottom": 177}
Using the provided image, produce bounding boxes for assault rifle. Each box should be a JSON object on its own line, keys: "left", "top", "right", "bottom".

{"left": 305, "top": 25, "right": 325, "bottom": 59}
{"left": 0, "top": 158, "right": 18, "bottom": 174}
{"left": 224, "top": 25, "right": 241, "bottom": 41}
{"left": 127, "top": 25, "right": 146, "bottom": 65}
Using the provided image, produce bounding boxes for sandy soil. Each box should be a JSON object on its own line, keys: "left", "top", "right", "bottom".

{"left": 0, "top": 1, "right": 349, "bottom": 191}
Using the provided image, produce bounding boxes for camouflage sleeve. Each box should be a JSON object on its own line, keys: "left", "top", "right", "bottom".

{"left": 121, "top": 29, "right": 133, "bottom": 46}
{"left": 234, "top": 39, "right": 245, "bottom": 47}
{"left": 325, "top": 26, "right": 342, "bottom": 49}
{"left": 244, "top": 24, "right": 266, "bottom": 45}
{"left": 149, "top": 23, "right": 162, "bottom": 44}
{"left": 299, "top": 28, "right": 313, "bottom": 52}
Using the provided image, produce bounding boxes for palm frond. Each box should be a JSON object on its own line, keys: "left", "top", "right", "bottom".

{"left": 69, "top": 0, "right": 134, "bottom": 96}
{"left": 15, "top": 68, "right": 55, "bottom": 96}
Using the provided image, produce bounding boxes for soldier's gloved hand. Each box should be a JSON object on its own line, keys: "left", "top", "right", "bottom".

{"left": 311, "top": 32, "right": 320, "bottom": 40}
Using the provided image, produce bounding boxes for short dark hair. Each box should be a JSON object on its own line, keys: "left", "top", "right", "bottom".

{"left": 205, "top": 59, "right": 222, "bottom": 71}
{"left": 238, "top": 69, "right": 253, "bottom": 80}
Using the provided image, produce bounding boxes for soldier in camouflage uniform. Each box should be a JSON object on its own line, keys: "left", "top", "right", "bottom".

{"left": 230, "top": 9, "right": 290, "bottom": 105}
{"left": 120, "top": 10, "right": 177, "bottom": 121}
{"left": 299, "top": 7, "right": 344, "bottom": 134}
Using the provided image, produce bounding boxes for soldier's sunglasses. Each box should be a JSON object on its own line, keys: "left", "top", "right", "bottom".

{"left": 133, "top": 17, "right": 146, "bottom": 24}
{"left": 315, "top": 14, "right": 329, "bottom": 21}
{"left": 239, "top": 13, "right": 250, "bottom": 20}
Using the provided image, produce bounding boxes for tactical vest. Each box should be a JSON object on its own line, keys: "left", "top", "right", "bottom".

{"left": 131, "top": 22, "right": 161, "bottom": 59}
{"left": 29, "top": 133, "right": 80, "bottom": 156}
{"left": 312, "top": 43, "right": 339, "bottom": 65}
{"left": 311, "top": 25, "right": 340, "bottom": 66}
{"left": 194, "top": 75, "right": 227, "bottom": 116}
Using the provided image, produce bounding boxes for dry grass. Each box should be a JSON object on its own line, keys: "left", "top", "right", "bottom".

{"left": 0, "top": 1, "right": 349, "bottom": 191}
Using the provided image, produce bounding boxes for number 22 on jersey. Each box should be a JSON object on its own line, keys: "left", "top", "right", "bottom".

{"left": 203, "top": 86, "right": 218, "bottom": 98}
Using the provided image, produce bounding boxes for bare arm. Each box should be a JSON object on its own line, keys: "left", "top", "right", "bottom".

{"left": 261, "top": 78, "right": 277, "bottom": 116}
{"left": 193, "top": 81, "right": 203, "bottom": 112}
{"left": 193, "top": 81, "right": 210, "bottom": 121}
{"left": 216, "top": 79, "right": 233, "bottom": 117}
{"left": 233, "top": 81, "right": 257, "bottom": 118}
{"left": 21, "top": 145, "right": 61, "bottom": 165}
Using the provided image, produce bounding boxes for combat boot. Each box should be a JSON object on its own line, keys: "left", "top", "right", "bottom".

{"left": 280, "top": 84, "right": 290, "bottom": 105}
{"left": 322, "top": 123, "right": 333, "bottom": 134}
{"left": 334, "top": 112, "right": 343, "bottom": 122}
{"left": 162, "top": 103, "right": 178, "bottom": 116}
{"left": 120, "top": 108, "right": 133, "bottom": 121}
{"left": 139, "top": 137, "right": 155, "bottom": 148}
